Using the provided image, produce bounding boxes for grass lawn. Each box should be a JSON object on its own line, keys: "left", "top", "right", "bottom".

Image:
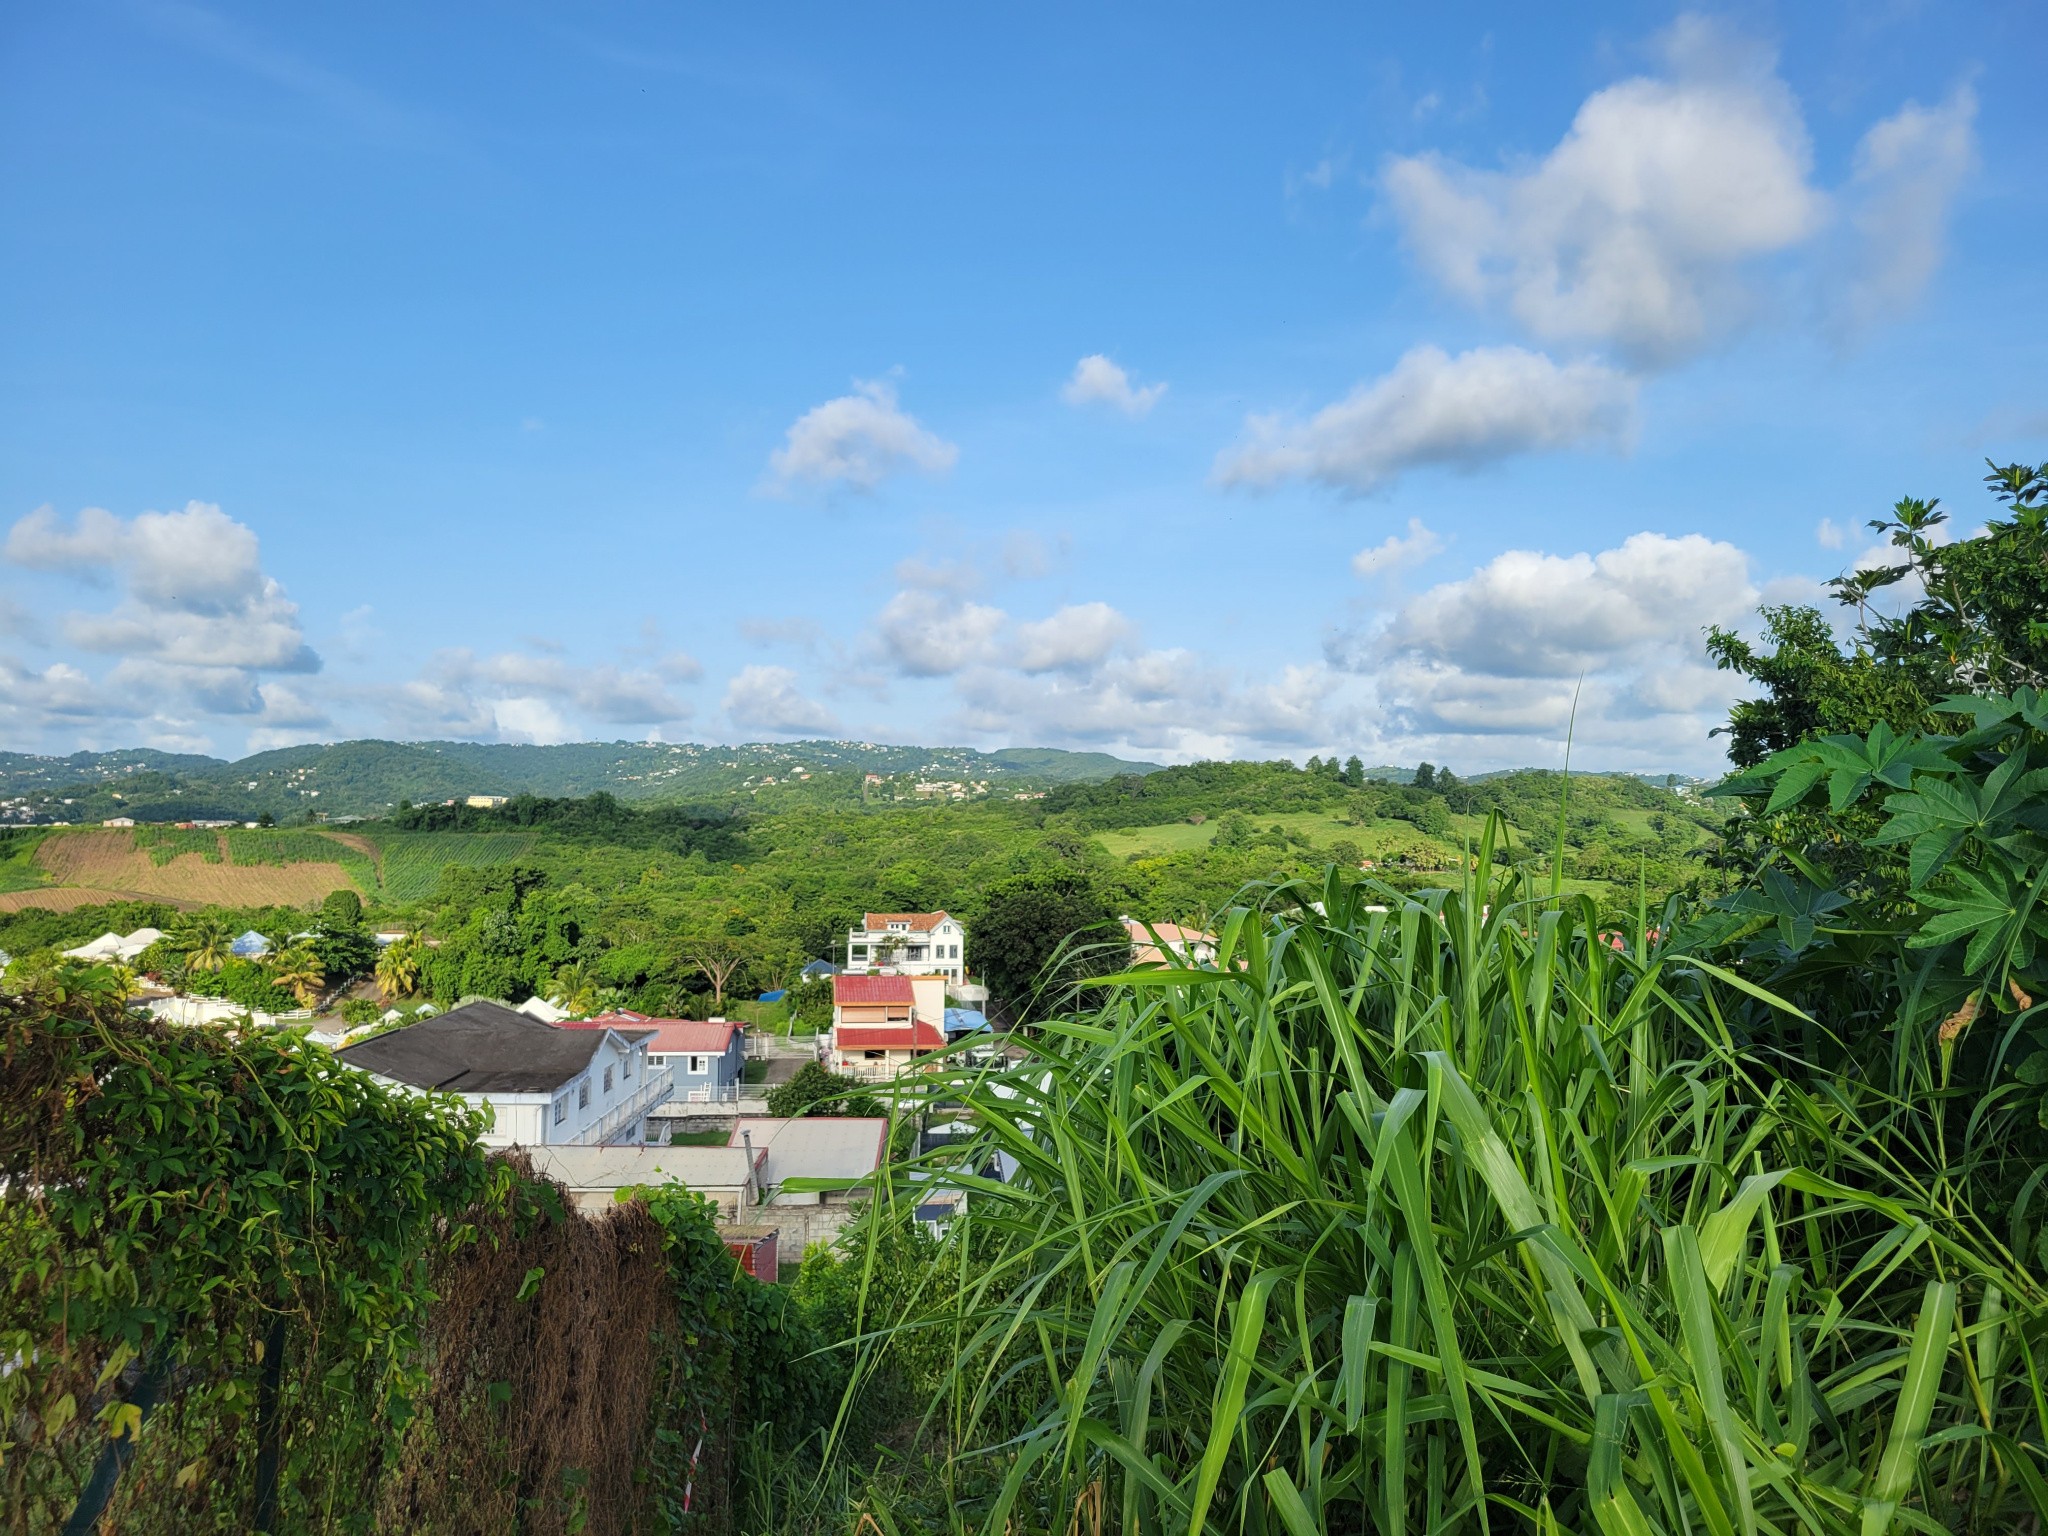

{"left": 743, "top": 1059, "right": 770, "bottom": 1084}
{"left": 667, "top": 1129, "right": 734, "bottom": 1147}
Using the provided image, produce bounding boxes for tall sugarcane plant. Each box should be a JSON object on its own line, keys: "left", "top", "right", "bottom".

{"left": 869, "top": 818, "right": 2048, "bottom": 1534}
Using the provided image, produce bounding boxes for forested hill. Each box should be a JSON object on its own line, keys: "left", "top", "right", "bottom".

{"left": 0, "top": 739, "right": 1165, "bottom": 823}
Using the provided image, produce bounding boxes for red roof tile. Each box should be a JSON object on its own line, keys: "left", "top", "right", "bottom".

{"left": 833, "top": 973, "right": 916, "bottom": 1004}
{"left": 859, "top": 911, "right": 952, "bottom": 932}
{"left": 835, "top": 1021, "right": 947, "bottom": 1051}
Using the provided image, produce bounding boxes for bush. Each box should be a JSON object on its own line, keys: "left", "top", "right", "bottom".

{"left": 766, "top": 1060, "right": 884, "bottom": 1118}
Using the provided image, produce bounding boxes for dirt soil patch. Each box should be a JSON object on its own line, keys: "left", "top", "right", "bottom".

{"left": 0, "top": 886, "right": 196, "bottom": 913}
{"left": 34, "top": 829, "right": 364, "bottom": 908}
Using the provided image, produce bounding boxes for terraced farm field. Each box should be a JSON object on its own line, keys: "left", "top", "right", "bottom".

{"left": 4, "top": 825, "right": 541, "bottom": 911}
{"left": 26, "top": 829, "right": 368, "bottom": 909}
{"left": 374, "top": 831, "right": 538, "bottom": 901}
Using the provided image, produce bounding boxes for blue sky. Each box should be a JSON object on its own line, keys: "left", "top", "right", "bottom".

{"left": 2, "top": 1, "right": 2042, "bottom": 772}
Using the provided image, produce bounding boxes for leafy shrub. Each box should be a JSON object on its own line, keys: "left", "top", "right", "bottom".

{"left": 766, "top": 1061, "right": 883, "bottom": 1118}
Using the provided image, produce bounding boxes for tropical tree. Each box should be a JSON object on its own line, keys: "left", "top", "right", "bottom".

{"left": 550, "top": 960, "right": 605, "bottom": 1017}
{"left": 178, "top": 915, "right": 234, "bottom": 974}
{"left": 270, "top": 944, "right": 325, "bottom": 1009}
{"left": 1708, "top": 460, "right": 2048, "bottom": 765}
{"left": 683, "top": 934, "right": 749, "bottom": 1012}
{"left": 967, "top": 868, "right": 1122, "bottom": 1012}
{"left": 374, "top": 935, "right": 422, "bottom": 1002}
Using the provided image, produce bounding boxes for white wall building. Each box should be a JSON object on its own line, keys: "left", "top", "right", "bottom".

{"left": 337, "top": 1000, "right": 672, "bottom": 1148}
{"left": 843, "top": 911, "right": 965, "bottom": 984}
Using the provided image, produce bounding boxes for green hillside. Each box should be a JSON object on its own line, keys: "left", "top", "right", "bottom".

{"left": 0, "top": 737, "right": 1166, "bottom": 823}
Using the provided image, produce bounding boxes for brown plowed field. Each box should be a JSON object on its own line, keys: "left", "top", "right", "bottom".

{"left": 0, "top": 886, "right": 196, "bottom": 913}
{"left": 32, "top": 830, "right": 364, "bottom": 908}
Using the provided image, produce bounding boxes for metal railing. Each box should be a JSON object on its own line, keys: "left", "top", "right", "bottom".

{"left": 569, "top": 1066, "right": 676, "bottom": 1146}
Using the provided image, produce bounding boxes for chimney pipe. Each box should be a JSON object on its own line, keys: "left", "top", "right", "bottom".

{"left": 742, "top": 1128, "right": 765, "bottom": 1204}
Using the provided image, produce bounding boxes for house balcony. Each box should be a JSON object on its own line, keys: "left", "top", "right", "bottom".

{"left": 571, "top": 1065, "right": 675, "bottom": 1146}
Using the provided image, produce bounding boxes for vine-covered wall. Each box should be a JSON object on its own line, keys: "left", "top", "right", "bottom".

{"left": 0, "top": 974, "right": 827, "bottom": 1535}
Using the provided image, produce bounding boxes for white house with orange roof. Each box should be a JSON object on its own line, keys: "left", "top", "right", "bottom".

{"left": 1122, "top": 918, "right": 1218, "bottom": 968}
{"left": 844, "top": 911, "right": 965, "bottom": 984}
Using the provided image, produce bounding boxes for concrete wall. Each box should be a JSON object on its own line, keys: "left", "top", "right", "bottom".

{"left": 734, "top": 1200, "right": 863, "bottom": 1259}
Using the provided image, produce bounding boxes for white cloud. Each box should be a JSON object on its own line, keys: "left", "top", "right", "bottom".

{"left": 1014, "top": 602, "right": 1132, "bottom": 672}
{"left": 1352, "top": 518, "right": 1445, "bottom": 577}
{"left": 1216, "top": 345, "right": 1635, "bottom": 494}
{"left": 1, "top": 502, "right": 324, "bottom": 752}
{"left": 764, "top": 377, "right": 958, "bottom": 492}
{"left": 1001, "top": 529, "right": 1067, "bottom": 580}
{"left": 1364, "top": 530, "right": 1758, "bottom": 762}
{"left": 893, "top": 555, "right": 980, "bottom": 593}
{"left": 1816, "top": 518, "right": 1847, "bottom": 549}
{"left": 875, "top": 590, "right": 1006, "bottom": 676}
{"left": 955, "top": 651, "right": 1337, "bottom": 756}
{"left": 723, "top": 665, "right": 838, "bottom": 736}
{"left": 1061, "top": 355, "right": 1167, "bottom": 418}
{"left": 1833, "top": 85, "right": 1977, "bottom": 336}
{"left": 1388, "top": 531, "right": 1755, "bottom": 678}
{"left": 1381, "top": 17, "right": 1825, "bottom": 365}
{"left": 407, "top": 648, "right": 698, "bottom": 731}
{"left": 5, "top": 505, "right": 127, "bottom": 575}
{"left": 492, "top": 697, "right": 572, "bottom": 745}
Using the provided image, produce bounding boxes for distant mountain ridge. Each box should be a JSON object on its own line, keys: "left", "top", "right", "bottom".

{"left": 0, "top": 739, "right": 1167, "bottom": 824}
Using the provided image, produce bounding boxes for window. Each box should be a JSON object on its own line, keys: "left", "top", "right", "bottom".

{"left": 553, "top": 1097, "right": 567, "bottom": 1125}
{"left": 688, "top": 1054, "right": 705, "bottom": 1075}
{"left": 603, "top": 1065, "right": 614, "bottom": 1093}
{"left": 579, "top": 1080, "right": 590, "bottom": 1110}
{"left": 851, "top": 945, "right": 868, "bottom": 960}
{"left": 864, "top": 1049, "right": 885, "bottom": 1059}
{"left": 622, "top": 1051, "right": 632, "bottom": 1078}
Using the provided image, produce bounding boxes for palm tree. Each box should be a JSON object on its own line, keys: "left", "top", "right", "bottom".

{"left": 270, "top": 945, "right": 324, "bottom": 1010}
{"left": 551, "top": 961, "right": 604, "bottom": 1018}
{"left": 374, "top": 936, "right": 422, "bottom": 1002}
{"left": 178, "top": 915, "right": 233, "bottom": 974}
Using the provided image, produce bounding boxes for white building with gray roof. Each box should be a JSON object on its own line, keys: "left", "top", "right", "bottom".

{"left": 336, "top": 999, "right": 671, "bottom": 1148}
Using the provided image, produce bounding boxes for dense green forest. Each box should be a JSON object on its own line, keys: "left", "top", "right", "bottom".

{"left": 0, "top": 760, "right": 1720, "bottom": 1017}
{"left": 0, "top": 737, "right": 1162, "bottom": 823}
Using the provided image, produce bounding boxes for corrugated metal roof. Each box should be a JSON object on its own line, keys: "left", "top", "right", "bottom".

{"left": 526, "top": 1144, "right": 756, "bottom": 1191}
{"left": 730, "top": 1117, "right": 888, "bottom": 1186}
{"left": 833, "top": 973, "right": 916, "bottom": 1004}
{"left": 834, "top": 1020, "right": 946, "bottom": 1051}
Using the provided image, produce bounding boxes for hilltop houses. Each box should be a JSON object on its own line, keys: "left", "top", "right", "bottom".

{"left": 337, "top": 1000, "right": 673, "bottom": 1148}
{"left": 843, "top": 911, "right": 965, "bottom": 984}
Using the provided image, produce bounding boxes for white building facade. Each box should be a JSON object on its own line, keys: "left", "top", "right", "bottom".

{"left": 843, "top": 911, "right": 966, "bottom": 984}
{"left": 337, "top": 1000, "right": 673, "bottom": 1148}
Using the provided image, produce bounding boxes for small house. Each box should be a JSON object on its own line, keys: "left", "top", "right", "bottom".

{"left": 561, "top": 1011, "right": 746, "bottom": 1104}
{"left": 338, "top": 1000, "right": 672, "bottom": 1148}
{"left": 830, "top": 975, "right": 945, "bottom": 1078}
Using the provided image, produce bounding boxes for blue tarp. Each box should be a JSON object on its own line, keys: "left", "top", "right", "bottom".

{"left": 943, "top": 1007, "right": 989, "bottom": 1037}
{"left": 800, "top": 959, "right": 839, "bottom": 979}
{"left": 758, "top": 989, "right": 788, "bottom": 1003}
